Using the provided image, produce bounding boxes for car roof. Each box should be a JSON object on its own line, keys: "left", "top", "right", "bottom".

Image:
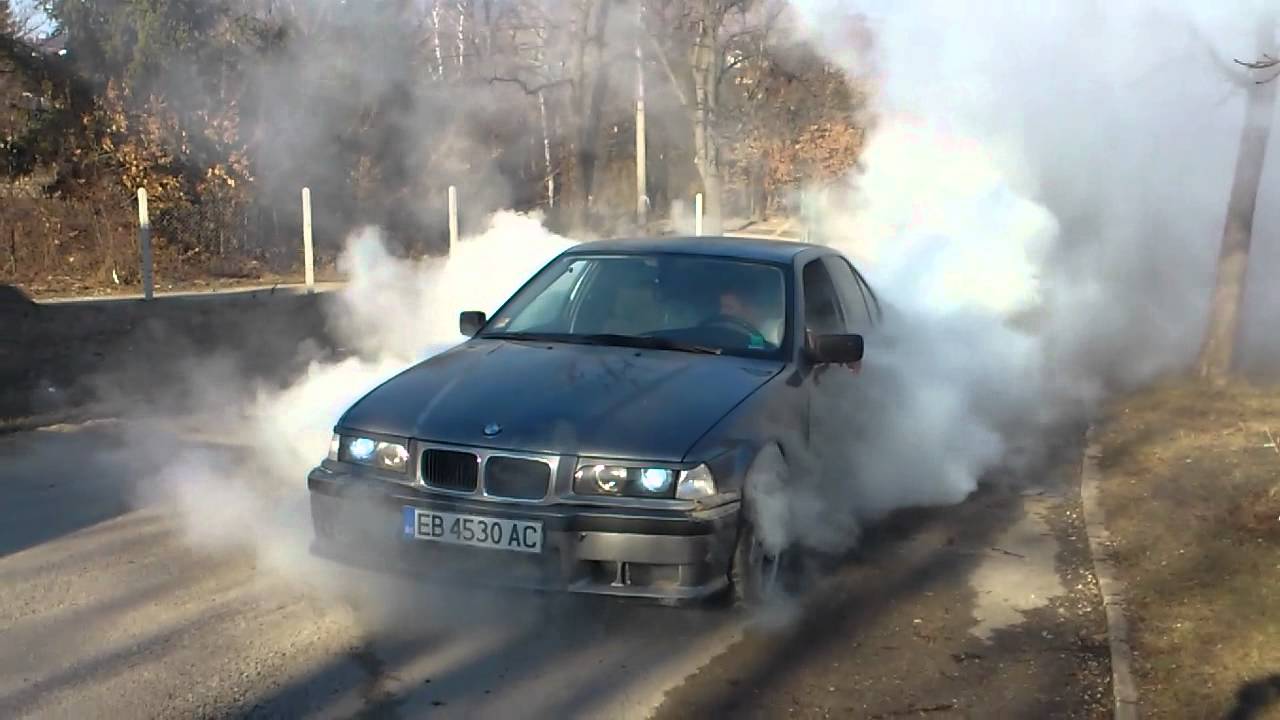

{"left": 563, "top": 235, "right": 821, "bottom": 264}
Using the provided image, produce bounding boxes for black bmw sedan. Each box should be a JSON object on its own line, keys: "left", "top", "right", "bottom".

{"left": 308, "top": 235, "right": 881, "bottom": 606}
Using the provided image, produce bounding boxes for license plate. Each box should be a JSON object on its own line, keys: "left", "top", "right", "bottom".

{"left": 402, "top": 507, "right": 543, "bottom": 554}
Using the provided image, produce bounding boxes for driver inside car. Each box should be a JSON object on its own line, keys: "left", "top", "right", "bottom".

{"left": 715, "top": 276, "right": 783, "bottom": 350}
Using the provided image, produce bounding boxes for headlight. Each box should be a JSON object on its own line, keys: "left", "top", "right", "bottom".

{"left": 337, "top": 434, "right": 410, "bottom": 473}
{"left": 676, "top": 464, "right": 717, "bottom": 500}
{"left": 574, "top": 463, "right": 677, "bottom": 498}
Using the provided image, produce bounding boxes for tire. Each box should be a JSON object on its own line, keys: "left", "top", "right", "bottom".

{"left": 729, "top": 511, "right": 784, "bottom": 608}
{"left": 727, "top": 442, "right": 792, "bottom": 608}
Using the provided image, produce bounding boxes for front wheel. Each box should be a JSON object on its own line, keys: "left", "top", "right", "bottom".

{"left": 729, "top": 514, "right": 787, "bottom": 607}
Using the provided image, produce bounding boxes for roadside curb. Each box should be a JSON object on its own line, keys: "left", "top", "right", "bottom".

{"left": 1080, "top": 426, "right": 1140, "bottom": 720}
{"left": 0, "top": 410, "right": 96, "bottom": 436}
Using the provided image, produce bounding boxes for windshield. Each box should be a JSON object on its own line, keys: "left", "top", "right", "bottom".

{"left": 482, "top": 253, "right": 790, "bottom": 358}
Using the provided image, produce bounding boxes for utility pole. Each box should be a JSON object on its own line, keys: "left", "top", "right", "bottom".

{"left": 635, "top": 1, "right": 649, "bottom": 227}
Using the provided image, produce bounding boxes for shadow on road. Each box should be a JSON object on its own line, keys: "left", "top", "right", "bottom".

{"left": 0, "top": 423, "right": 138, "bottom": 557}
{"left": 240, "top": 573, "right": 740, "bottom": 719}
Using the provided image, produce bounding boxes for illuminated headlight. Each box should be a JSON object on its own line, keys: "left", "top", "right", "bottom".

{"left": 338, "top": 435, "right": 410, "bottom": 473}
{"left": 574, "top": 464, "right": 677, "bottom": 498}
{"left": 676, "top": 464, "right": 717, "bottom": 500}
{"left": 639, "top": 468, "right": 675, "bottom": 493}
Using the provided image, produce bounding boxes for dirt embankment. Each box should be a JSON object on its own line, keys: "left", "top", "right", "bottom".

{"left": 0, "top": 284, "right": 341, "bottom": 430}
{"left": 1097, "top": 381, "right": 1280, "bottom": 719}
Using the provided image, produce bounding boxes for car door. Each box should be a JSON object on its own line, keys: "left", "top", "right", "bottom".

{"left": 800, "top": 258, "right": 853, "bottom": 446}
{"left": 803, "top": 255, "right": 872, "bottom": 462}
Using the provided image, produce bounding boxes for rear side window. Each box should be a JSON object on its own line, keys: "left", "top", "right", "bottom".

{"left": 802, "top": 259, "right": 844, "bottom": 337}
{"left": 823, "top": 255, "right": 877, "bottom": 333}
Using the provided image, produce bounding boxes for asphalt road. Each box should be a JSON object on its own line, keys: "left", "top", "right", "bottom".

{"left": 0, "top": 420, "right": 1110, "bottom": 719}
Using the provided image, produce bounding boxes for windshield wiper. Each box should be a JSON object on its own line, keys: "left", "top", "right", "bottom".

{"left": 577, "top": 334, "right": 723, "bottom": 355}
{"left": 485, "top": 332, "right": 721, "bottom": 355}
{"left": 481, "top": 332, "right": 570, "bottom": 344}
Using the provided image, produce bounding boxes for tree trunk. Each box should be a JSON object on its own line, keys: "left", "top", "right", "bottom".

{"left": 431, "top": 0, "right": 443, "bottom": 79}
{"left": 570, "top": 1, "right": 611, "bottom": 235}
{"left": 1197, "top": 19, "right": 1278, "bottom": 383}
{"left": 455, "top": 0, "right": 467, "bottom": 73}
{"left": 690, "top": 11, "right": 723, "bottom": 234}
{"left": 750, "top": 159, "right": 766, "bottom": 221}
{"left": 539, "top": 90, "right": 554, "bottom": 208}
{"left": 535, "top": 23, "right": 554, "bottom": 210}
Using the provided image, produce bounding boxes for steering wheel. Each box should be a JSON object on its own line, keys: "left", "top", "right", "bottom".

{"left": 698, "top": 313, "right": 763, "bottom": 339}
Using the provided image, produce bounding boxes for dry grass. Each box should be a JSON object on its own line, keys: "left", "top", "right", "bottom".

{"left": 1097, "top": 379, "right": 1280, "bottom": 719}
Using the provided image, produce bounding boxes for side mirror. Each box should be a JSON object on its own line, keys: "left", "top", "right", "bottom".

{"left": 808, "top": 333, "right": 864, "bottom": 365}
{"left": 459, "top": 310, "right": 487, "bottom": 337}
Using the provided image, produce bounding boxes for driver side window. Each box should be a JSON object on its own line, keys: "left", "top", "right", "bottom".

{"left": 802, "top": 259, "right": 845, "bottom": 338}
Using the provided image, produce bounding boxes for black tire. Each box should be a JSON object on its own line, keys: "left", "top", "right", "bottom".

{"left": 729, "top": 512, "right": 784, "bottom": 608}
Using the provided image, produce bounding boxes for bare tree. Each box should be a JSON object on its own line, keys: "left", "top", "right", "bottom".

{"left": 2, "top": 0, "right": 44, "bottom": 40}
{"left": 688, "top": 2, "right": 724, "bottom": 232}
{"left": 1197, "top": 14, "right": 1279, "bottom": 383}
{"left": 566, "top": 0, "right": 613, "bottom": 233}
{"left": 431, "top": 0, "right": 444, "bottom": 78}
{"left": 647, "top": 0, "right": 768, "bottom": 234}
{"left": 535, "top": 22, "right": 555, "bottom": 209}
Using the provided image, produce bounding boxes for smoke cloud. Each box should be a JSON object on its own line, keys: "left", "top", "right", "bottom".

{"left": 131, "top": 211, "right": 574, "bottom": 601}
{"left": 741, "top": 0, "right": 1280, "bottom": 555}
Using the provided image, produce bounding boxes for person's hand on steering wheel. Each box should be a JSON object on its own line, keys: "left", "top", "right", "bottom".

{"left": 699, "top": 313, "right": 762, "bottom": 339}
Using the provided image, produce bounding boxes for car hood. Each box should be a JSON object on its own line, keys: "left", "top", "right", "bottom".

{"left": 338, "top": 338, "right": 783, "bottom": 462}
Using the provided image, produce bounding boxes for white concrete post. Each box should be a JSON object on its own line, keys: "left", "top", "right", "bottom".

{"left": 694, "top": 192, "right": 704, "bottom": 236}
{"left": 301, "top": 187, "right": 315, "bottom": 290}
{"left": 137, "top": 188, "right": 152, "bottom": 300}
{"left": 448, "top": 185, "right": 459, "bottom": 253}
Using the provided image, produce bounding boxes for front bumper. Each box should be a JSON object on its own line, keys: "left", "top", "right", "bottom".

{"left": 307, "top": 466, "right": 741, "bottom": 603}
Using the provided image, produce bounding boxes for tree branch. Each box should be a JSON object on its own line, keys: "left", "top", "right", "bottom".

{"left": 1188, "top": 22, "right": 1253, "bottom": 90}
{"left": 645, "top": 30, "right": 691, "bottom": 108}
{"left": 486, "top": 74, "right": 573, "bottom": 95}
{"left": 1236, "top": 53, "right": 1280, "bottom": 83}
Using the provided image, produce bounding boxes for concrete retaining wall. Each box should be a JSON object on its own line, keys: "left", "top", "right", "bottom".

{"left": 1, "top": 284, "right": 342, "bottom": 428}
